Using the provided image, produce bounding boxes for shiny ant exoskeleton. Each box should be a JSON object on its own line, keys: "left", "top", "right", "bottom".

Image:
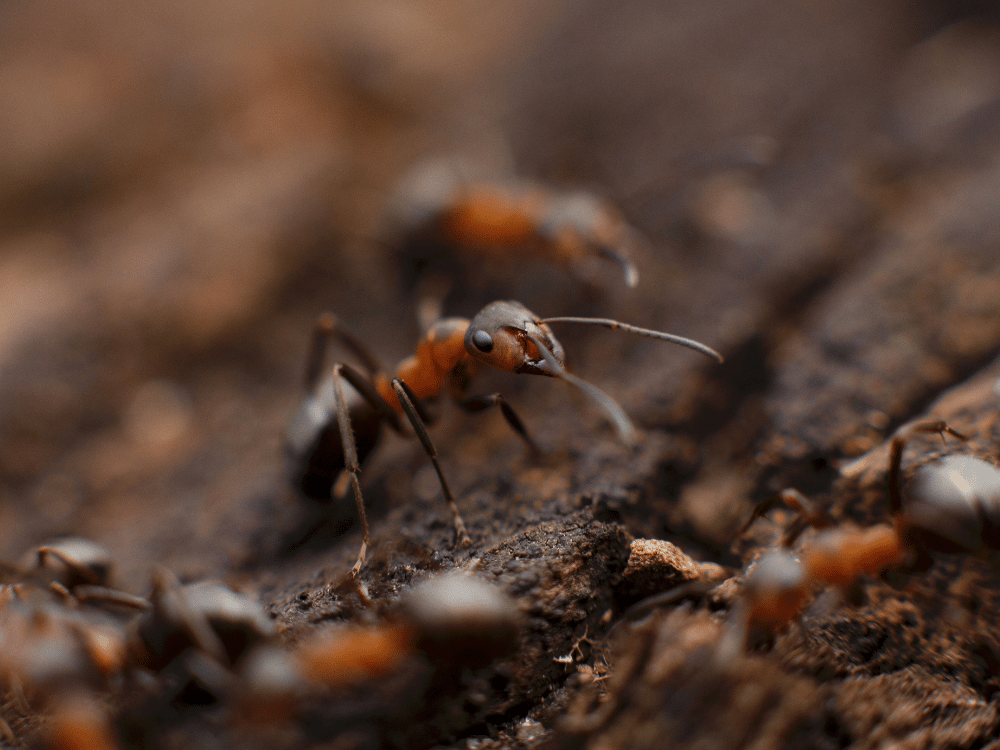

{"left": 385, "top": 158, "right": 643, "bottom": 292}
{"left": 287, "top": 300, "right": 723, "bottom": 576}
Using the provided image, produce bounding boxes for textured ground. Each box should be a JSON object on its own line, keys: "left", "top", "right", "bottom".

{"left": 3, "top": 0, "right": 1000, "bottom": 747}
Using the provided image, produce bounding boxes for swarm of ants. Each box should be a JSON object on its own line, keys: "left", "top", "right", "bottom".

{"left": 6, "top": 161, "right": 1000, "bottom": 750}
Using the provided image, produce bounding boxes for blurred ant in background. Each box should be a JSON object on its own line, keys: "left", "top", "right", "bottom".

{"left": 617, "top": 419, "right": 1000, "bottom": 652}
{"left": 242, "top": 572, "right": 521, "bottom": 706}
{"left": 730, "top": 418, "right": 1000, "bottom": 646}
{"left": 0, "top": 537, "right": 149, "bottom": 611}
{"left": 287, "top": 299, "right": 723, "bottom": 576}
{"left": 383, "top": 158, "right": 643, "bottom": 307}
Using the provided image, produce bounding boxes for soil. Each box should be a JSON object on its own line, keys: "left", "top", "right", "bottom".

{"left": 3, "top": 0, "right": 1000, "bottom": 748}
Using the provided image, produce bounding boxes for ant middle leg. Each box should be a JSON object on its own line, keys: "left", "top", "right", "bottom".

{"left": 456, "top": 393, "right": 541, "bottom": 458}
{"left": 392, "top": 378, "right": 472, "bottom": 547}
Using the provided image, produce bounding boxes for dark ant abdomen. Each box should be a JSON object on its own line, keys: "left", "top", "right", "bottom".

{"left": 292, "top": 408, "right": 383, "bottom": 503}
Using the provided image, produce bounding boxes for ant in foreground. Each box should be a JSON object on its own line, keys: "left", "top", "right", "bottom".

{"left": 732, "top": 418, "right": 1000, "bottom": 644}
{"left": 287, "top": 300, "right": 723, "bottom": 576}
{"left": 385, "top": 158, "right": 643, "bottom": 291}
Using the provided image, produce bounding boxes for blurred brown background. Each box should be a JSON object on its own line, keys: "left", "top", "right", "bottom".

{"left": 4, "top": 0, "right": 1000, "bottom": 746}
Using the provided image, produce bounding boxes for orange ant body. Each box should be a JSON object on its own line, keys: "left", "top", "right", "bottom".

{"left": 386, "top": 159, "right": 642, "bottom": 290}
{"left": 286, "top": 300, "right": 723, "bottom": 576}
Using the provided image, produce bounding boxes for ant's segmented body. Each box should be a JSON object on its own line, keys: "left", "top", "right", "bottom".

{"left": 734, "top": 419, "right": 1000, "bottom": 639}
{"left": 239, "top": 572, "right": 521, "bottom": 719}
{"left": 622, "top": 419, "right": 1000, "bottom": 653}
{"left": 386, "top": 158, "right": 643, "bottom": 291}
{"left": 287, "top": 300, "right": 723, "bottom": 576}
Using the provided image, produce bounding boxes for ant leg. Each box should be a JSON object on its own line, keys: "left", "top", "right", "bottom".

{"left": 457, "top": 394, "right": 541, "bottom": 458}
{"left": 736, "top": 495, "right": 791, "bottom": 539}
{"left": 303, "top": 314, "right": 335, "bottom": 390}
{"left": 594, "top": 244, "right": 639, "bottom": 288}
{"left": 0, "top": 714, "right": 12, "bottom": 743}
{"left": 49, "top": 581, "right": 75, "bottom": 604}
{"left": 775, "top": 489, "right": 836, "bottom": 547}
{"left": 150, "top": 567, "right": 228, "bottom": 663}
{"left": 330, "top": 365, "right": 374, "bottom": 576}
{"left": 325, "top": 362, "right": 409, "bottom": 575}
{"left": 392, "top": 378, "right": 472, "bottom": 547}
{"left": 36, "top": 547, "right": 102, "bottom": 586}
{"left": 887, "top": 420, "right": 968, "bottom": 515}
{"left": 71, "top": 585, "right": 150, "bottom": 610}
{"left": 335, "top": 364, "right": 402, "bottom": 431}
{"left": 303, "top": 313, "right": 386, "bottom": 390}
{"left": 736, "top": 489, "right": 834, "bottom": 546}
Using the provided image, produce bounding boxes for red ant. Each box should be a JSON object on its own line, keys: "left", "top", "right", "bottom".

{"left": 386, "top": 158, "right": 643, "bottom": 290}
{"left": 733, "top": 418, "right": 999, "bottom": 640}
{"left": 286, "top": 300, "right": 723, "bottom": 576}
{"left": 619, "top": 419, "right": 999, "bottom": 651}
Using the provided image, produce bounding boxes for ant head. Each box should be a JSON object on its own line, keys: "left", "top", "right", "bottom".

{"left": 465, "top": 301, "right": 565, "bottom": 376}
{"left": 742, "top": 550, "right": 807, "bottom": 629}
{"left": 904, "top": 454, "right": 1000, "bottom": 553}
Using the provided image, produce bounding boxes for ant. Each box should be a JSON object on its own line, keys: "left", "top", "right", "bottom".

{"left": 620, "top": 419, "right": 999, "bottom": 652}
{"left": 0, "top": 537, "right": 149, "bottom": 611}
{"left": 0, "top": 597, "right": 129, "bottom": 749}
{"left": 385, "top": 158, "right": 643, "bottom": 291}
{"left": 287, "top": 300, "right": 723, "bottom": 576}
{"left": 733, "top": 418, "right": 1000, "bottom": 642}
{"left": 126, "top": 568, "right": 276, "bottom": 702}
{"left": 240, "top": 571, "right": 521, "bottom": 715}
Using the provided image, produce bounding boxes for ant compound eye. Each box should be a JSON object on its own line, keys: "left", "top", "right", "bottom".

{"left": 471, "top": 330, "right": 494, "bottom": 353}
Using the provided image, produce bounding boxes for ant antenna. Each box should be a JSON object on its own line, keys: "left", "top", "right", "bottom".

{"left": 527, "top": 333, "right": 639, "bottom": 446}
{"left": 540, "top": 317, "right": 723, "bottom": 363}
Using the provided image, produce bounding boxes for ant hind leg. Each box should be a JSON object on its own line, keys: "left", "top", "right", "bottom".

{"left": 457, "top": 393, "right": 541, "bottom": 459}
{"left": 331, "top": 365, "right": 374, "bottom": 576}
{"left": 304, "top": 314, "right": 386, "bottom": 391}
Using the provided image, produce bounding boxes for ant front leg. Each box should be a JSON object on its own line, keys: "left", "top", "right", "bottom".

{"left": 71, "top": 585, "right": 150, "bottom": 610}
{"left": 456, "top": 393, "right": 541, "bottom": 459}
{"left": 736, "top": 488, "right": 835, "bottom": 548}
{"left": 391, "top": 379, "right": 472, "bottom": 548}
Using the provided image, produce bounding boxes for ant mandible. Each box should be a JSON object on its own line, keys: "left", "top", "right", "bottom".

{"left": 287, "top": 300, "right": 723, "bottom": 576}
